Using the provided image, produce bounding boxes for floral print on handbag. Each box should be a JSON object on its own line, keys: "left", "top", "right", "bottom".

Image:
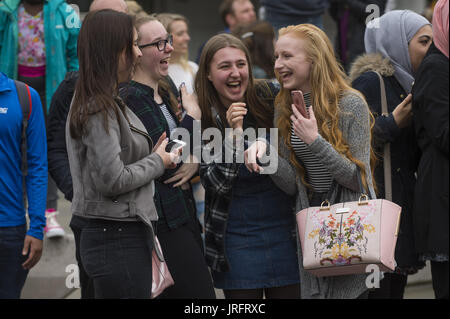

{"left": 297, "top": 196, "right": 402, "bottom": 277}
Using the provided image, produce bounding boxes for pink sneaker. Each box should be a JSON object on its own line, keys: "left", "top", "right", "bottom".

{"left": 44, "top": 209, "right": 65, "bottom": 238}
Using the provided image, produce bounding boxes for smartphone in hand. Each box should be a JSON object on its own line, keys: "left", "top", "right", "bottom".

{"left": 165, "top": 139, "right": 186, "bottom": 153}
{"left": 178, "top": 84, "right": 185, "bottom": 112}
{"left": 291, "top": 90, "right": 309, "bottom": 119}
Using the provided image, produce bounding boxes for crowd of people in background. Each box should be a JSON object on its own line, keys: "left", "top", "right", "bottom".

{"left": 0, "top": 0, "right": 448, "bottom": 300}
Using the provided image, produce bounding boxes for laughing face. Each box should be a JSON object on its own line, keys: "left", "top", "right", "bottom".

{"left": 207, "top": 47, "right": 249, "bottom": 108}
{"left": 137, "top": 20, "right": 173, "bottom": 83}
{"left": 171, "top": 20, "right": 191, "bottom": 56}
{"left": 274, "top": 35, "right": 312, "bottom": 92}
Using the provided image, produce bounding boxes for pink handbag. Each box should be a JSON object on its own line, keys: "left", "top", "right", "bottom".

{"left": 296, "top": 195, "right": 402, "bottom": 277}
{"left": 151, "top": 236, "right": 174, "bottom": 298}
{"left": 296, "top": 73, "right": 402, "bottom": 278}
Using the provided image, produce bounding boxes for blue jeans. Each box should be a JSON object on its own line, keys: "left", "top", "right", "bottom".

{"left": 0, "top": 225, "right": 29, "bottom": 299}
{"left": 80, "top": 219, "right": 153, "bottom": 299}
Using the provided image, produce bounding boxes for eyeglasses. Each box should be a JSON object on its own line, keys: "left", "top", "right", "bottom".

{"left": 138, "top": 34, "right": 173, "bottom": 51}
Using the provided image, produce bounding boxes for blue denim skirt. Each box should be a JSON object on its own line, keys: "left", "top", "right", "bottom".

{"left": 212, "top": 166, "right": 300, "bottom": 289}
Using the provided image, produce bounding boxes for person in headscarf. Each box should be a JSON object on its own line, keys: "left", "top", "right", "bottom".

{"left": 431, "top": 0, "right": 449, "bottom": 58}
{"left": 411, "top": 0, "right": 449, "bottom": 300}
{"left": 349, "top": 10, "right": 433, "bottom": 298}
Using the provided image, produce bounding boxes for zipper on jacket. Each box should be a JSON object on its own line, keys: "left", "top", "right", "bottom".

{"left": 111, "top": 125, "right": 154, "bottom": 203}
{"left": 129, "top": 125, "right": 154, "bottom": 151}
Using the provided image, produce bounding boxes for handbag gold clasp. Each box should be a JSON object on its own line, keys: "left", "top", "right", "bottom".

{"left": 358, "top": 194, "right": 369, "bottom": 205}
{"left": 320, "top": 200, "right": 331, "bottom": 211}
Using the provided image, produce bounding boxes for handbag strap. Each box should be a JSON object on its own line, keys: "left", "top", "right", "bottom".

{"left": 373, "top": 71, "right": 392, "bottom": 201}
{"left": 326, "top": 167, "right": 371, "bottom": 205}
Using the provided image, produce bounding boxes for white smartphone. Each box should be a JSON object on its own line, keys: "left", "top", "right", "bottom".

{"left": 165, "top": 139, "right": 186, "bottom": 153}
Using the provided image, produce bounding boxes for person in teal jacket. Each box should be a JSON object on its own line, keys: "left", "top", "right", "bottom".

{"left": 0, "top": 0, "right": 79, "bottom": 110}
{"left": 0, "top": 0, "right": 80, "bottom": 238}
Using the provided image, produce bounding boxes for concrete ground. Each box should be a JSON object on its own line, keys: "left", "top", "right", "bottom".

{"left": 21, "top": 192, "right": 435, "bottom": 299}
{"left": 64, "top": 281, "right": 434, "bottom": 299}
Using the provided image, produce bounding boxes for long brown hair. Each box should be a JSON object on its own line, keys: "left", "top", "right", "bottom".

{"left": 195, "top": 33, "right": 274, "bottom": 132}
{"left": 275, "top": 24, "right": 377, "bottom": 192}
{"left": 70, "top": 9, "right": 136, "bottom": 139}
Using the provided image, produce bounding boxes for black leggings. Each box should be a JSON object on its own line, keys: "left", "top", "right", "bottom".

{"left": 17, "top": 75, "right": 46, "bottom": 121}
{"left": 156, "top": 219, "right": 216, "bottom": 299}
{"left": 431, "top": 261, "right": 449, "bottom": 299}
{"left": 368, "top": 273, "right": 408, "bottom": 299}
{"left": 223, "top": 284, "right": 301, "bottom": 299}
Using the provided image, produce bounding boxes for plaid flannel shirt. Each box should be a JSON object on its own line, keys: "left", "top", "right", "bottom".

{"left": 201, "top": 80, "right": 280, "bottom": 272}
{"left": 200, "top": 130, "right": 245, "bottom": 272}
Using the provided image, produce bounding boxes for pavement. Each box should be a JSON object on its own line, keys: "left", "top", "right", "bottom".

{"left": 20, "top": 191, "right": 436, "bottom": 299}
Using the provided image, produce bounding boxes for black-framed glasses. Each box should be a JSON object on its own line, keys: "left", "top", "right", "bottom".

{"left": 138, "top": 34, "right": 173, "bottom": 51}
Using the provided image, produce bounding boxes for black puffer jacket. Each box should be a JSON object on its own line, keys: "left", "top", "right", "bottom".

{"left": 47, "top": 71, "right": 78, "bottom": 201}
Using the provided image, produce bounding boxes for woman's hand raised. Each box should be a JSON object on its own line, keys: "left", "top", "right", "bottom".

{"left": 226, "top": 102, "right": 247, "bottom": 130}
{"left": 290, "top": 104, "right": 319, "bottom": 145}
{"left": 179, "top": 83, "right": 201, "bottom": 120}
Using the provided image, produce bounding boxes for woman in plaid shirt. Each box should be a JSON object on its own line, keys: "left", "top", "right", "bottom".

{"left": 195, "top": 33, "right": 300, "bottom": 299}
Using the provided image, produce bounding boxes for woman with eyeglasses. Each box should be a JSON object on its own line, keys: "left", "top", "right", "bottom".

{"left": 156, "top": 13, "right": 206, "bottom": 244}
{"left": 119, "top": 16, "right": 216, "bottom": 298}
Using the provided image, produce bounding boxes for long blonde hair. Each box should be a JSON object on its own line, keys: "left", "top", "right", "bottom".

{"left": 156, "top": 13, "right": 193, "bottom": 73}
{"left": 275, "top": 24, "right": 376, "bottom": 192}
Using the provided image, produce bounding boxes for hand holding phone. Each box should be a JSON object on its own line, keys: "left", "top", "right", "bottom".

{"left": 165, "top": 139, "right": 186, "bottom": 153}
{"left": 178, "top": 83, "right": 185, "bottom": 112}
{"left": 154, "top": 138, "right": 179, "bottom": 169}
{"left": 291, "top": 90, "right": 309, "bottom": 119}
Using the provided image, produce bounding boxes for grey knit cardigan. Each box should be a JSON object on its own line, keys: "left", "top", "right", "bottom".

{"left": 269, "top": 90, "right": 377, "bottom": 299}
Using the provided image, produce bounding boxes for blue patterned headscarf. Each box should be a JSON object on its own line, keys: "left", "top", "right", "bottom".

{"left": 365, "top": 10, "right": 431, "bottom": 93}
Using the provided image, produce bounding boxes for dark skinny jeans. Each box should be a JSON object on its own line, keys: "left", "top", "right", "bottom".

{"left": 79, "top": 218, "right": 153, "bottom": 299}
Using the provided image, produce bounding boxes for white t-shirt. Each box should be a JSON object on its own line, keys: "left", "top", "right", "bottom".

{"left": 168, "top": 61, "right": 199, "bottom": 94}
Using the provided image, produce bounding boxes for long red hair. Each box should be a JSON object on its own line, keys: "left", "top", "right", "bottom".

{"left": 275, "top": 24, "right": 377, "bottom": 193}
